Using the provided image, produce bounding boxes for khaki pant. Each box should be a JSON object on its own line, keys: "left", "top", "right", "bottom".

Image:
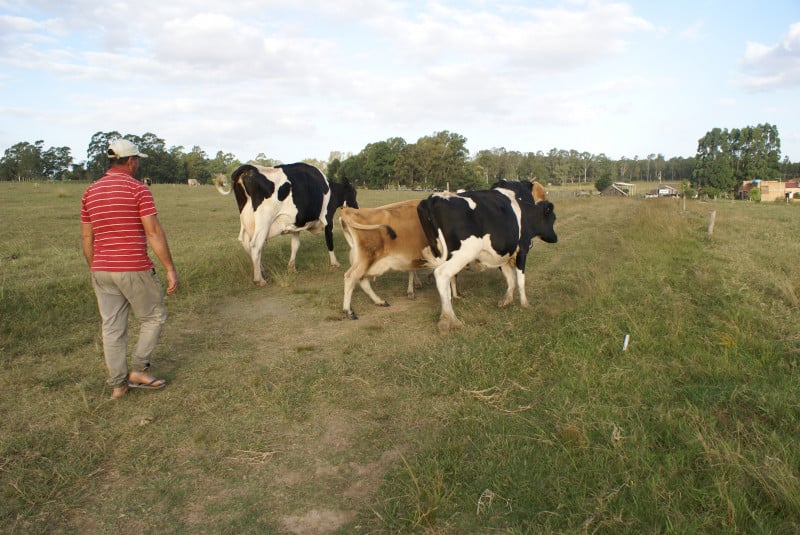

{"left": 91, "top": 270, "right": 167, "bottom": 387}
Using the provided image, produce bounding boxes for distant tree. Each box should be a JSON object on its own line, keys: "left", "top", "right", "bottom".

{"left": 327, "top": 158, "right": 342, "bottom": 182}
{"left": 579, "top": 151, "right": 592, "bottom": 183}
{"left": 592, "top": 153, "right": 614, "bottom": 184}
{"left": 546, "top": 148, "right": 571, "bottom": 185}
{"left": 413, "top": 131, "right": 470, "bottom": 190}
{"left": 664, "top": 156, "right": 695, "bottom": 181}
{"left": 338, "top": 154, "right": 366, "bottom": 188}
{"left": 595, "top": 173, "right": 612, "bottom": 192}
{"left": 209, "top": 150, "right": 240, "bottom": 177}
{"left": 693, "top": 128, "right": 736, "bottom": 195}
{"left": 251, "top": 153, "right": 282, "bottom": 167}
{"left": 0, "top": 141, "right": 44, "bottom": 181}
{"left": 694, "top": 124, "right": 781, "bottom": 196}
{"left": 86, "top": 131, "right": 121, "bottom": 180}
{"left": 732, "top": 123, "right": 781, "bottom": 182}
{"left": 473, "top": 148, "right": 503, "bottom": 182}
{"left": 183, "top": 146, "right": 211, "bottom": 184}
{"left": 361, "top": 139, "right": 402, "bottom": 189}
{"left": 41, "top": 146, "right": 73, "bottom": 180}
{"left": 0, "top": 140, "right": 75, "bottom": 181}
{"left": 394, "top": 143, "right": 424, "bottom": 188}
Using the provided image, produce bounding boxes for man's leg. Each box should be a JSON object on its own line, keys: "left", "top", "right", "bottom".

{"left": 91, "top": 272, "right": 130, "bottom": 387}
{"left": 124, "top": 269, "right": 167, "bottom": 374}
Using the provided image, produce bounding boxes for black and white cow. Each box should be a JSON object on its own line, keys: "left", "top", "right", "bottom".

{"left": 417, "top": 181, "right": 557, "bottom": 332}
{"left": 217, "top": 163, "right": 358, "bottom": 285}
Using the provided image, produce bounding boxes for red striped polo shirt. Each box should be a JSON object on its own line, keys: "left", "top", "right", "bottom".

{"left": 80, "top": 169, "right": 157, "bottom": 272}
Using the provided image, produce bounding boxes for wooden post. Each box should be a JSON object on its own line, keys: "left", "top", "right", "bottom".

{"left": 707, "top": 210, "right": 716, "bottom": 236}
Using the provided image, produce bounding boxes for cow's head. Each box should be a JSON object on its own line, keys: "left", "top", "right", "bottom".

{"left": 533, "top": 201, "right": 558, "bottom": 243}
{"left": 342, "top": 177, "right": 359, "bottom": 209}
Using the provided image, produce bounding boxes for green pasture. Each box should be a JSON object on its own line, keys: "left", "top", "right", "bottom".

{"left": 1, "top": 181, "right": 799, "bottom": 533}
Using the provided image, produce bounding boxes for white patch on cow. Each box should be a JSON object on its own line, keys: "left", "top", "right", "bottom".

{"left": 432, "top": 191, "right": 477, "bottom": 210}
{"left": 236, "top": 164, "right": 333, "bottom": 284}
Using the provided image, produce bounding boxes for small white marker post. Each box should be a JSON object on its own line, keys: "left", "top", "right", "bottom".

{"left": 622, "top": 334, "right": 630, "bottom": 351}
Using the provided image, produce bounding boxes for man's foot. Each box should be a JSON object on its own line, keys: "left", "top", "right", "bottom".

{"left": 127, "top": 372, "right": 167, "bottom": 390}
{"left": 111, "top": 384, "right": 128, "bottom": 399}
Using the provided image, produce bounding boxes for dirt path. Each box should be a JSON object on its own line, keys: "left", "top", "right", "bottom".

{"left": 208, "top": 280, "right": 443, "bottom": 533}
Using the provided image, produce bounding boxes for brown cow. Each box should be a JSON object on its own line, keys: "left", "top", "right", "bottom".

{"left": 340, "top": 199, "right": 428, "bottom": 319}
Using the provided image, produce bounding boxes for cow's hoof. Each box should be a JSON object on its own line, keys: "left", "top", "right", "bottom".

{"left": 378, "top": 301, "right": 390, "bottom": 307}
{"left": 437, "top": 316, "right": 463, "bottom": 334}
{"left": 344, "top": 310, "right": 358, "bottom": 320}
{"left": 255, "top": 280, "right": 267, "bottom": 287}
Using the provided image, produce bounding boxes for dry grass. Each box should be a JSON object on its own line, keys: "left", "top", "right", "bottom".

{"left": 2, "top": 183, "right": 800, "bottom": 533}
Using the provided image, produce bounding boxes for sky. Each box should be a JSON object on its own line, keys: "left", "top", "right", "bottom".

{"left": 1, "top": 0, "right": 799, "bottom": 165}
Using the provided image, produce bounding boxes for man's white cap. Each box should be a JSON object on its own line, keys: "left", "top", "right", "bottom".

{"left": 107, "top": 139, "right": 148, "bottom": 159}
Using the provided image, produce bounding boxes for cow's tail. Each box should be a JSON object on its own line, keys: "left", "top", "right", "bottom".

{"left": 417, "top": 200, "right": 447, "bottom": 264}
{"left": 344, "top": 221, "right": 398, "bottom": 240}
{"left": 214, "top": 173, "right": 233, "bottom": 195}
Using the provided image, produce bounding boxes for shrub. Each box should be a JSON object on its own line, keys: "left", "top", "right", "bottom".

{"left": 594, "top": 174, "right": 612, "bottom": 192}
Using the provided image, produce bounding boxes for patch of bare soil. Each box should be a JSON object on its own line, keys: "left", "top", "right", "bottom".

{"left": 210, "top": 281, "right": 441, "bottom": 533}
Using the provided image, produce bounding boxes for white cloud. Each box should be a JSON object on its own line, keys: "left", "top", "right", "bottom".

{"left": 1, "top": 1, "right": 798, "bottom": 162}
{"left": 739, "top": 21, "right": 800, "bottom": 91}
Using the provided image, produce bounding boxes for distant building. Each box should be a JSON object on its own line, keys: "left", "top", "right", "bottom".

{"left": 739, "top": 180, "right": 800, "bottom": 201}
{"left": 645, "top": 184, "right": 680, "bottom": 198}
{"left": 601, "top": 184, "right": 630, "bottom": 197}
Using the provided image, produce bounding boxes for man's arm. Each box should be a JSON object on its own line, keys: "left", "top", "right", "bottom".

{"left": 141, "top": 214, "right": 179, "bottom": 295}
{"left": 81, "top": 222, "right": 94, "bottom": 266}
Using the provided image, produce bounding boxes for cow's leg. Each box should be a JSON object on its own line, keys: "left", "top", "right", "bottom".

{"left": 359, "top": 278, "right": 389, "bottom": 307}
{"left": 325, "top": 222, "right": 341, "bottom": 268}
{"left": 433, "top": 238, "right": 482, "bottom": 333}
{"left": 343, "top": 264, "right": 389, "bottom": 319}
{"left": 342, "top": 266, "right": 361, "bottom": 319}
{"left": 407, "top": 271, "right": 417, "bottom": 299}
{"left": 498, "top": 263, "right": 517, "bottom": 307}
{"left": 516, "top": 267, "right": 528, "bottom": 307}
{"left": 287, "top": 233, "right": 300, "bottom": 273}
{"left": 238, "top": 223, "right": 250, "bottom": 251}
{"left": 247, "top": 225, "right": 269, "bottom": 286}
{"left": 250, "top": 240, "right": 267, "bottom": 286}
{"left": 433, "top": 267, "right": 461, "bottom": 333}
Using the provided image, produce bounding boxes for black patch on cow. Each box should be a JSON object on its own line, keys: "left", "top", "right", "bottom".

{"left": 276, "top": 163, "right": 329, "bottom": 227}
{"left": 277, "top": 182, "right": 291, "bottom": 202}
{"left": 326, "top": 178, "right": 359, "bottom": 251}
{"left": 232, "top": 164, "right": 275, "bottom": 213}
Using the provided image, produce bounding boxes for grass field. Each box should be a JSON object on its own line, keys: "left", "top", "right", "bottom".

{"left": 2, "top": 181, "right": 800, "bottom": 533}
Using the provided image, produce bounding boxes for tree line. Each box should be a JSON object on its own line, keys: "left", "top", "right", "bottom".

{"left": 2, "top": 126, "right": 798, "bottom": 195}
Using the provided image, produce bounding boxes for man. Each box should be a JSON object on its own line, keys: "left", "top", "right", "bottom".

{"left": 81, "top": 139, "right": 180, "bottom": 399}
